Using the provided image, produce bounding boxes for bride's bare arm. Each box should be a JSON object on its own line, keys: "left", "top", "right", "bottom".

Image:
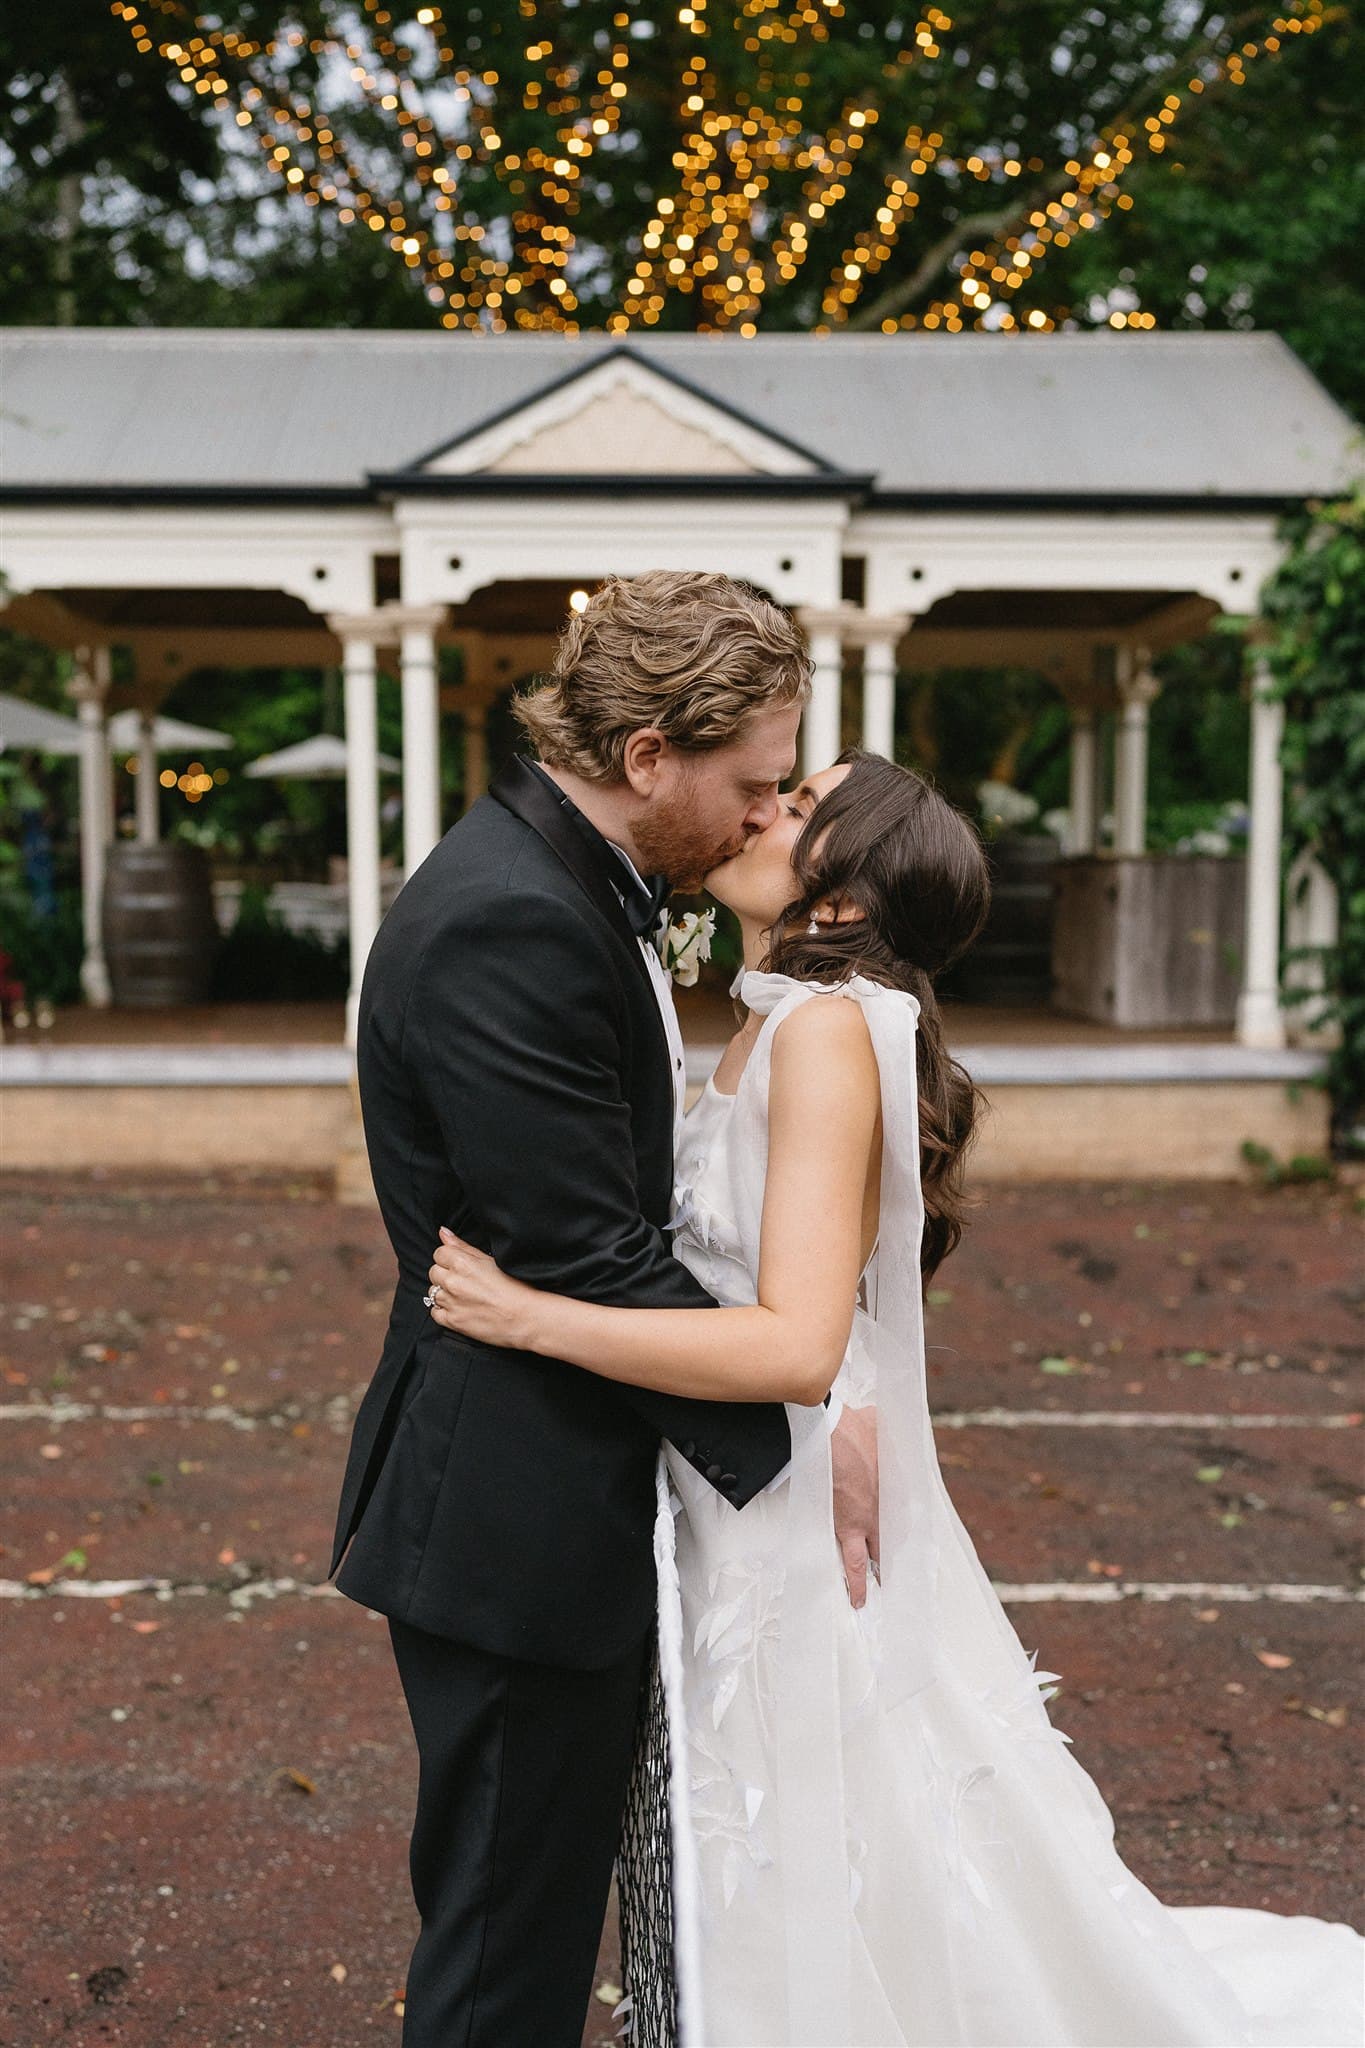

{"left": 427, "top": 995, "right": 880, "bottom": 1406}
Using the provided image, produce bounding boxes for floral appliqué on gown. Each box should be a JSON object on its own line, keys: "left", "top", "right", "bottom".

{"left": 618, "top": 971, "right": 1363, "bottom": 2048}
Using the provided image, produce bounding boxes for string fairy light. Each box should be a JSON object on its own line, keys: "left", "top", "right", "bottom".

{"left": 111, "top": 0, "right": 1329, "bottom": 338}
{"left": 870, "top": 2, "right": 1328, "bottom": 335}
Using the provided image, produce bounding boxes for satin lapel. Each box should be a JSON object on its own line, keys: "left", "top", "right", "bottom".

{"left": 489, "top": 756, "right": 672, "bottom": 1059}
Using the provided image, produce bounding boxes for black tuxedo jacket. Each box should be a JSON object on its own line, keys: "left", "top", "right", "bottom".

{"left": 329, "top": 755, "right": 792, "bottom": 1668}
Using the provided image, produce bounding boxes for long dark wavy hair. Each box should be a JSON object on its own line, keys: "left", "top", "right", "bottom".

{"left": 761, "top": 749, "right": 991, "bottom": 1284}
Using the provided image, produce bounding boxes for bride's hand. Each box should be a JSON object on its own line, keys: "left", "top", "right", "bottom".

{"left": 427, "top": 1228, "right": 539, "bottom": 1350}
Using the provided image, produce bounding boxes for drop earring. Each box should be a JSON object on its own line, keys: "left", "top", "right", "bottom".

{"left": 807, "top": 917, "right": 819, "bottom": 937}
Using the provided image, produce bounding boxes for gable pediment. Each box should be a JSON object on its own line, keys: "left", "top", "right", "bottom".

{"left": 405, "top": 350, "right": 828, "bottom": 480}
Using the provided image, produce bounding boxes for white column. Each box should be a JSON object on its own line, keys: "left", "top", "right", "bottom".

{"left": 395, "top": 605, "right": 446, "bottom": 875}
{"left": 463, "top": 702, "right": 489, "bottom": 812}
{"left": 1236, "top": 652, "right": 1286, "bottom": 1049}
{"left": 93, "top": 645, "right": 117, "bottom": 852}
{"left": 796, "top": 608, "right": 846, "bottom": 775}
{"left": 1114, "top": 648, "right": 1159, "bottom": 858}
{"left": 857, "top": 616, "right": 909, "bottom": 759}
{"left": 68, "top": 648, "right": 112, "bottom": 1007}
{"left": 338, "top": 632, "right": 382, "bottom": 1047}
{"left": 135, "top": 706, "right": 160, "bottom": 845}
{"left": 1067, "top": 706, "right": 1098, "bottom": 855}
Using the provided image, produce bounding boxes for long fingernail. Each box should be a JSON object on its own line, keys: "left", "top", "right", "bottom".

{"left": 438, "top": 1226, "right": 455, "bottom": 1242}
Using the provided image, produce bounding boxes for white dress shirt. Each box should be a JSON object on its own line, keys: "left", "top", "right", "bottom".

{"left": 606, "top": 843, "right": 687, "bottom": 1141}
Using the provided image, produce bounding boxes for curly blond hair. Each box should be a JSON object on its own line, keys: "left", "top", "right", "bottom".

{"left": 513, "top": 570, "right": 810, "bottom": 782}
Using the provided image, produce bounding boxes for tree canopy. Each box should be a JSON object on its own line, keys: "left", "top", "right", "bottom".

{"left": 2, "top": 2, "right": 1359, "bottom": 412}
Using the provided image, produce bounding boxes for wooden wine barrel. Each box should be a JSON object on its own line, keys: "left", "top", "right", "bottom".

{"left": 102, "top": 842, "right": 219, "bottom": 1007}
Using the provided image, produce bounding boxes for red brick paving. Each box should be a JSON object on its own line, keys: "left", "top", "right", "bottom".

{"left": 2, "top": 1172, "right": 1361, "bottom": 2047}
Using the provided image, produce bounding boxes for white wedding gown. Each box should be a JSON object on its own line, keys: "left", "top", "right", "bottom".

{"left": 619, "top": 970, "right": 1363, "bottom": 2048}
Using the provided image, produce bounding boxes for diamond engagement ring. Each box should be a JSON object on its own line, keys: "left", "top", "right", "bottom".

{"left": 423, "top": 1285, "right": 441, "bottom": 1308}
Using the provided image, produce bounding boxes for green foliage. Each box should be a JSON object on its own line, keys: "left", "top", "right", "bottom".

{"left": 0, "top": 8, "right": 218, "bottom": 326}
{"left": 1055, "top": 13, "right": 1365, "bottom": 420}
{"left": 207, "top": 884, "right": 348, "bottom": 1002}
{"left": 903, "top": 633, "right": 1251, "bottom": 836}
{"left": 1260, "top": 486, "right": 1365, "bottom": 1149}
{"left": 0, "top": 6, "right": 1357, "bottom": 416}
{"left": 0, "top": 742, "right": 83, "bottom": 1007}
{"left": 1239, "top": 1138, "right": 1335, "bottom": 1186}
{"left": 157, "top": 664, "right": 349, "bottom": 874}
{"left": 0, "top": 885, "right": 84, "bottom": 1008}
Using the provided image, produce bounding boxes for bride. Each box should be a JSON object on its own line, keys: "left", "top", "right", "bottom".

{"left": 425, "top": 751, "right": 1362, "bottom": 2048}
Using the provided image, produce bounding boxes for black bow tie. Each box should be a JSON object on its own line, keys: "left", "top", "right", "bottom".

{"left": 628, "top": 871, "right": 671, "bottom": 938}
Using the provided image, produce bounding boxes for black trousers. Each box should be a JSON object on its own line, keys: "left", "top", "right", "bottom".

{"left": 387, "top": 1614, "right": 652, "bottom": 2048}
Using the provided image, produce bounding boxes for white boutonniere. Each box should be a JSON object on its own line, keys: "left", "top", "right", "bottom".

{"left": 659, "top": 908, "right": 716, "bottom": 987}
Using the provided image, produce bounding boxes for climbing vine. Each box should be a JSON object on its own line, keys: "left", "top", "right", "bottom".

{"left": 1260, "top": 484, "right": 1365, "bottom": 1151}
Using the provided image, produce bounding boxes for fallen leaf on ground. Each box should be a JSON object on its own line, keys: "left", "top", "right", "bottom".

{"left": 329, "top": 1963, "right": 347, "bottom": 1984}
{"left": 1196, "top": 1466, "right": 1224, "bottom": 1484}
{"left": 130, "top": 1621, "right": 160, "bottom": 1635}
{"left": 1254, "top": 1651, "right": 1294, "bottom": 1670}
{"left": 595, "top": 1980, "right": 623, "bottom": 2006}
{"left": 270, "top": 1767, "right": 316, "bottom": 1795}
{"left": 1040, "top": 1356, "right": 1081, "bottom": 1376}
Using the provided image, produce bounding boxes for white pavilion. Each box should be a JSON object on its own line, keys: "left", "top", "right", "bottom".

{"left": 1, "top": 327, "right": 1357, "bottom": 1180}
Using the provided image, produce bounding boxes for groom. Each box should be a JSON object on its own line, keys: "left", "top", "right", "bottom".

{"left": 329, "top": 570, "right": 879, "bottom": 2046}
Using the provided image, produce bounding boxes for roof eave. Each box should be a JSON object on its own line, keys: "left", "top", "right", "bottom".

{"left": 862, "top": 488, "right": 1316, "bottom": 515}
{"left": 368, "top": 469, "right": 874, "bottom": 498}
{"left": 0, "top": 483, "right": 379, "bottom": 507}
{"left": 0, "top": 482, "right": 1329, "bottom": 514}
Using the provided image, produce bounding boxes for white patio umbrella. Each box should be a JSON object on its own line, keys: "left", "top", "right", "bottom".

{"left": 0, "top": 691, "right": 81, "bottom": 753}
{"left": 0, "top": 693, "right": 231, "bottom": 756}
{"left": 106, "top": 710, "right": 232, "bottom": 754}
{"left": 244, "top": 733, "right": 401, "bottom": 779}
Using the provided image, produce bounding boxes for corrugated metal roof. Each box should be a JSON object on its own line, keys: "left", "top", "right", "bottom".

{"left": 1, "top": 328, "right": 1355, "bottom": 499}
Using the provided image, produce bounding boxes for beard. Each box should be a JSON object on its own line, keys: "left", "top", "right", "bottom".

{"left": 633, "top": 778, "right": 746, "bottom": 893}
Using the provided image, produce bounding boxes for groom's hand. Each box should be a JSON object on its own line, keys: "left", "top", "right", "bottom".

{"left": 830, "top": 1404, "right": 879, "bottom": 1610}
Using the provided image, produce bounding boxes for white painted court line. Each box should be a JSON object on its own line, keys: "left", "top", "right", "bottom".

{"left": 995, "top": 1581, "right": 1364, "bottom": 1605}
{"left": 2, "top": 1399, "right": 1359, "bottom": 1433}
{"left": 0, "top": 1399, "right": 343, "bottom": 1430}
{"left": 2, "top": 1576, "right": 1359, "bottom": 1607}
{"left": 0, "top": 1574, "right": 333, "bottom": 1605}
{"left": 934, "top": 1408, "right": 1362, "bottom": 1430}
